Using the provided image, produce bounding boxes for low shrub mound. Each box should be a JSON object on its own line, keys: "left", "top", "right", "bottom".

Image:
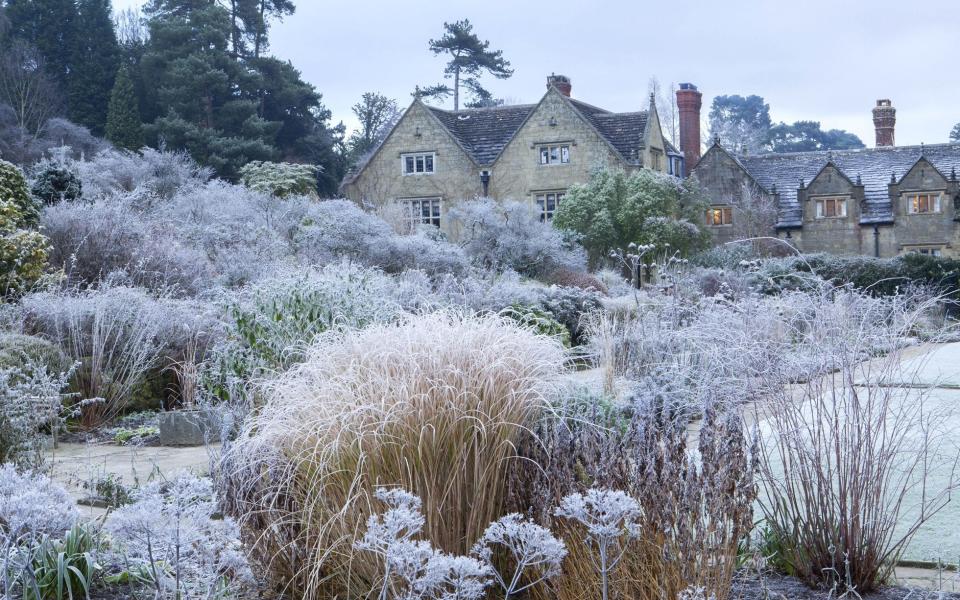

{"left": 221, "top": 312, "right": 565, "bottom": 599}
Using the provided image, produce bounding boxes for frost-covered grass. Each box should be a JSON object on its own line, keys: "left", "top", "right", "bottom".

{"left": 221, "top": 312, "right": 565, "bottom": 598}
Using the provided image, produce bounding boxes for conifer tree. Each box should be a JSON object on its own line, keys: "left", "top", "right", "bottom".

{"left": 426, "top": 19, "right": 513, "bottom": 110}
{"left": 105, "top": 65, "right": 144, "bottom": 151}
{"left": 4, "top": 0, "right": 78, "bottom": 95}
{"left": 68, "top": 0, "right": 120, "bottom": 134}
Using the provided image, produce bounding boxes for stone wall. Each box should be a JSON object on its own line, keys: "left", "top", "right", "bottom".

{"left": 489, "top": 89, "right": 632, "bottom": 205}
{"left": 340, "top": 101, "right": 481, "bottom": 235}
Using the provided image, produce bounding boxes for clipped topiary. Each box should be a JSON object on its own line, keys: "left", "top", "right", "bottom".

{"left": 31, "top": 166, "right": 83, "bottom": 205}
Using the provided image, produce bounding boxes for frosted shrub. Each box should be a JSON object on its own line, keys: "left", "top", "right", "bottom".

{"left": 203, "top": 263, "right": 404, "bottom": 406}
{"left": 238, "top": 161, "right": 317, "bottom": 198}
{"left": 0, "top": 360, "right": 72, "bottom": 466}
{"left": 43, "top": 196, "right": 213, "bottom": 293}
{"left": 293, "top": 199, "right": 468, "bottom": 275}
{"left": 18, "top": 286, "right": 209, "bottom": 427}
{"left": 106, "top": 473, "right": 252, "bottom": 599}
{"left": 511, "top": 394, "right": 757, "bottom": 600}
{"left": 448, "top": 199, "right": 586, "bottom": 277}
{"left": 473, "top": 513, "right": 566, "bottom": 597}
{"left": 75, "top": 147, "right": 211, "bottom": 200}
{"left": 555, "top": 489, "right": 640, "bottom": 600}
{"left": 0, "top": 465, "right": 78, "bottom": 544}
{"left": 221, "top": 313, "right": 565, "bottom": 598}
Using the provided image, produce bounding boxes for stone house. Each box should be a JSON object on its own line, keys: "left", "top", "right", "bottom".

{"left": 340, "top": 75, "right": 682, "bottom": 233}
{"left": 687, "top": 91, "right": 960, "bottom": 258}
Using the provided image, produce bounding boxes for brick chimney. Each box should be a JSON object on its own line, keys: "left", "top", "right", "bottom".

{"left": 547, "top": 74, "right": 571, "bottom": 97}
{"left": 873, "top": 99, "right": 896, "bottom": 147}
{"left": 676, "top": 83, "right": 703, "bottom": 167}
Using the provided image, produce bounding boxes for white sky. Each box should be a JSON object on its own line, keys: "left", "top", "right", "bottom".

{"left": 113, "top": 0, "right": 960, "bottom": 147}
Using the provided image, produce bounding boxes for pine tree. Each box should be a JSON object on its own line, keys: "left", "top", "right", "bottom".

{"left": 5, "top": 0, "right": 79, "bottom": 95}
{"left": 105, "top": 65, "right": 144, "bottom": 151}
{"left": 426, "top": 19, "right": 513, "bottom": 110}
{"left": 68, "top": 0, "right": 120, "bottom": 134}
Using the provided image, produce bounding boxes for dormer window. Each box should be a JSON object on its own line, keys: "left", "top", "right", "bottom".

{"left": 815, "top": 196, "right": 847, "bottom": 219}
{"left": 402, "top": 152, "right": 435, "bottom": 175}
{"left": 539, "top": 144, "right": 570, "bottom": 165}
{"left": 906, "top": 192, "right": 942, "bottom": 214}
{"left": 706, "top": 206, "right": 733, "bottom": 227}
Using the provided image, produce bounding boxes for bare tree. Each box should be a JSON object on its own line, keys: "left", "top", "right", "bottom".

{"left": 731, "top": 181, "right": 779, "bottom": 252}
{"left": 114, "top": 7, "right": 148, "bottom": 47}
{"left": 0, "top": 40, "right": 62, "bottom": 140}
{"left": 648, "top": 77, "right": 678, "bottom": 146}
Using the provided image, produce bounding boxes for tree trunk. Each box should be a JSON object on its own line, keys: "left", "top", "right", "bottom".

{"left": 453, "top": 67, "right": 460, "bottom": 111}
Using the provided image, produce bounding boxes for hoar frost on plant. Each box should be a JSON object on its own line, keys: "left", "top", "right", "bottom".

{"left": 356, "top": 488, "right": 490, "bottom": 600}
{"left": 473, "top": 513, "right": 566, "bottom": 597}
{"left": 0, "top": 359, "right": 72, "bottom": 466}
{"left": 105, "top": 473, "right": 252, "bottom": 598}
{"left": 0, "top": 464, "right": 78, "bottom": 544}
{"left": 555, "top": 488, "right": 642, "bottom": 600}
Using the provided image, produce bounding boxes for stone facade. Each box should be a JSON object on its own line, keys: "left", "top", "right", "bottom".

{"left": 340, "top": 78, "right": 677, "bottom": 236}
{"left": 692, "top": 142, "right": 960, "bottom": 258}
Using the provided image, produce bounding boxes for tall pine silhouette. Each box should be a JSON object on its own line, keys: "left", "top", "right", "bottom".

{"left": 69, "top": 0, "right": 120, "bottom": 134}
{"left": 105, "top": 65, "right": 144, "bottom": 151}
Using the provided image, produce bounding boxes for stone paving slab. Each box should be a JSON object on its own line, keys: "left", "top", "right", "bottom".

{"left": 46, "top": 442, "right": 218, "bottom": 520}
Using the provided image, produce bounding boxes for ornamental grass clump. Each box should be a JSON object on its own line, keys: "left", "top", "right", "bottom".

{"left": 221, "top": 312, "right": 565, "bottom": 599}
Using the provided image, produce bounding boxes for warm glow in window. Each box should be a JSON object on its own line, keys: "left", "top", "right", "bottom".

{"left": 706, "top": 206, "right": 733, "bottom": 226}
{"left": 907, "top": 192, "right": 942, "bottom": 214}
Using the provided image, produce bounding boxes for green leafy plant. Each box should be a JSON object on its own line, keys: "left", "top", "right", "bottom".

{"left": 113, "top": 426, "right": 159, "bottom": 446}
{"left": 500, "top": 304, "right": 571, "bottom": 347}
{"left": 19, "top": 524, "right": 101, "bottom": 600}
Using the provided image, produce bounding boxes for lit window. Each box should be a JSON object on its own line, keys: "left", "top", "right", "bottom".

{"left": 706, "top": 206, "right": 733, "bottom": 227}
{"left": 538, "top": 144, "right": 570, "bottom": 165}
{"left": 815, "top": 197, "right": 847, "bottom": 219}
{"left": 401, "top": 197, "right": 441, "bottom": 227}
{"left": 401, "top": 152, "right": 435, "bottom": 175}
{"left": 535, "top": 191, "right": 565, "bottom": 221}
{"left": 907, "top": 192, "right": 942, "bottom": 214}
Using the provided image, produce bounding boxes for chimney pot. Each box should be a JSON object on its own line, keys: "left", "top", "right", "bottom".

{"left": 547, "top": 74, "right": 572, "bottom": 97}
{"left": 873, "top": 99, "right": 896, "bottom": 147}
{"left": 676, "top": 82, "right": 703, "bottom": 169}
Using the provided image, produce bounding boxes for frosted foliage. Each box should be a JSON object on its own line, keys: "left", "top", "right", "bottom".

{"left": 356, "top": 488, "right": 490, "bottom": 600}
{"left": 0, "top": 361, "right": 70, "bottom": 466}
{"left": 0, "top": 464, "right": 78, "bottom": 543}
{"left": 555, "top": 488, "right": 641, "bottom": 600}
{"left": 106, "top": 473, "right": 252, "bottom": 598}
{"left": 74, "top": 147, "right": 212, "bottom": 200}
{"left": 447, "top": 199, "right": 586, "bottom": 276}
{"left": 474, "top": 513, "right": 566, "bottom": 596}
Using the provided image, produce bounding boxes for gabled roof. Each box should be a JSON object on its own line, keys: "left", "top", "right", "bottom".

{"left": 702, "top": 143, "right": 960, "bottom": 227}
{"left": 567, "top": 99, "right": 650, "bottom": 162}
{"left": 424, "top": 91, "right": 653, "bottom": 167}
{"left": 426, "top": 104, "right": 537, "bottom": 165}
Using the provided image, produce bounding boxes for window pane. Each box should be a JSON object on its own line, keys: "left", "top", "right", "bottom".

{"left": 561, "top": 146, "right": 570, "bottom": 163}
{"left": 540, "top": 148, "right": 549, "bottom": 164}
{"left": 425, "top": 155, "right": 434, "bottom": 172}
{"left": 405, "top": 156, "right": 415, "bottom": 173}
{"left": 550, "top": 146, "right": 560, "bottom": 163}
{"left": 723, "top": 208, "right": 733, "bottom": 224}
{"left": 415, "top": 156, "right": 424, "bottom": 172}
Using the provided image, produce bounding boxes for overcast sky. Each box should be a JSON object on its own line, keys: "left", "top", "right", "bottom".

{"left": 114, "top": 0, "right": 960, "bottom": 148}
